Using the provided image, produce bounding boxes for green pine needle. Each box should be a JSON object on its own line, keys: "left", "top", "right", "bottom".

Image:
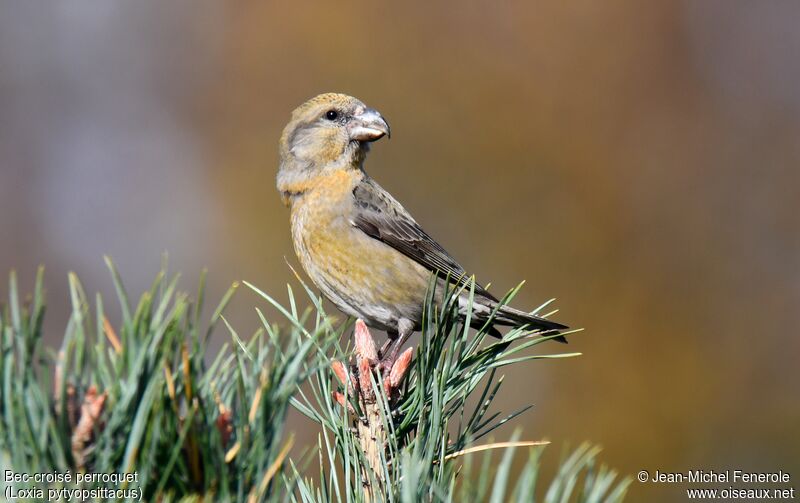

{"left": 0, "top": 262, "right": 629, "bottom": 502}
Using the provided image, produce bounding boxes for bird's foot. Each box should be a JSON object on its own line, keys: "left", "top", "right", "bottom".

{"left": 330, "top": 320, "right": 413, "bottom": 406}
{"left": 379, "top": 336, "right": 393, "bottom": 358}
{"left": 378, "top": 345, "right": 413, "bottom": 392}
{"left": 378, "top": 321, "right": 413, "bottom": 374}
{"left": 378, "top": 352, "right": 395, "bottom": 374}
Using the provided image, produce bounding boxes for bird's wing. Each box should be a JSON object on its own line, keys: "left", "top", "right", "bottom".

{"left": 351, "top": 177, "right": 498, "bottom": 301}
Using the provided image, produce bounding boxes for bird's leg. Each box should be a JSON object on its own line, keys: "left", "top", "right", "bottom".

{"left": 379, "top": 330, "right": 397, "bottom": 359}
{"left": 380, "top": 319, "right": 414, "bottom": 372}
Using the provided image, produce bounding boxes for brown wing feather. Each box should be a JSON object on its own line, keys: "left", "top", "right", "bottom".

{"left": 351, "top": 177, "right": 498, "bottom": 301}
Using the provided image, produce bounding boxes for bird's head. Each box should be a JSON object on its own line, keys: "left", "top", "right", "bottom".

{"left": 277, "top": 93, "right": 390, "bottom": 202}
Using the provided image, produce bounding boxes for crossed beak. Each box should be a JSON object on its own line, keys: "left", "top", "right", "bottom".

{"left": 349, "top": 108, "right": 391, "bottom": 142}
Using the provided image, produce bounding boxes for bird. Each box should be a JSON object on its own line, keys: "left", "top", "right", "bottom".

{"left": 277, "top": 93, "right": 567, "bottom": 367}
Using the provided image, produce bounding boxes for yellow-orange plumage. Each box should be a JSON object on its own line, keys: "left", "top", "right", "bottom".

{"left": 289, "top": 168, "right": 430, "bottom": 328}
{"left": 276, "top": 93, "right": 568, "bottom": 364}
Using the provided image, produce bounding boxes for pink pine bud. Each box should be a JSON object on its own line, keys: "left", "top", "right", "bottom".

{"left": 354, "top": 319, "right": 378, "bottom": 363}
{"left": 332, "top": 360, "right": 349, "bottom": 386}
{"left": 216, "top": 406, "right": 234, "bottom": 448}
{"left": 71, "top": 385, "right": 108, "bottom": 468}
{"left": 389, "top": 347, "right": 413, "bottom": 389}
{"left": 332, "top": 391, "right": 356, "bottom": 414}
{"left": 358, "top": 357, "right": 374, "bottom": 399}
{"left": 332, "top": 391, "right": 345, "bottom": 406}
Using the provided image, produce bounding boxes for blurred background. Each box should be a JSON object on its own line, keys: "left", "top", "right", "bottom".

{"left": 1, "top": 1, "right": 798, "bottom": 500}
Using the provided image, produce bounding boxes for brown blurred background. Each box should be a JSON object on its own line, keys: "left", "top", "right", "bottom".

{"left": 1, "top": 1, "right": 798, "bottom": 500}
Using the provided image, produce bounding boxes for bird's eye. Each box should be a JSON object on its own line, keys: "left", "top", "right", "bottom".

{"left": 325, "top": 110, "right": 339, "bottom": 121}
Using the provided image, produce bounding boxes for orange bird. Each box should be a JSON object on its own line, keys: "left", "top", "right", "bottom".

{"left": 277, "top": 93, "right": 567, "bottom": 366}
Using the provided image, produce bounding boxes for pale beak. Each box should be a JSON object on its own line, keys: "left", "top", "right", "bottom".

{"left": 349, "top": 108, "right": 391, "bottom": 142}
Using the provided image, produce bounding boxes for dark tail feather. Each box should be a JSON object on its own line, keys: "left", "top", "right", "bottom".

{"left": 470, "top": 320, "right": 503, "bottom": 338}
{"left": 491, "top": 305, "right": 569, "bottom": 343}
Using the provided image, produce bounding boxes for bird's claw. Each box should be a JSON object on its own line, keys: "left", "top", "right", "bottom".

{"left": 378, "top": 356, "right": 395, "bottom": 375}
{"left": 330, "top": 320, "right": 413, "bottom": 407}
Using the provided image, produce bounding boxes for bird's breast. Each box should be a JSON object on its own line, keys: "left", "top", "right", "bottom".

{"left": 289, "top": 172, "right": 429, "bottom": 325}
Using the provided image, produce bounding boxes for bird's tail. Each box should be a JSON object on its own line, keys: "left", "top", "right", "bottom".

{"left": 459, "top": 292, "right": 569, "bottom": 343}
{"left": 480, "top": 303, "right": 568, "bottom": 343}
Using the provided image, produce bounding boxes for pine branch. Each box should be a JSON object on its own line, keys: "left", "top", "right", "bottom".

{"left": 274, "top": 275, "right": 627, "bottom": 502}
{"left": 1, "top": 262, "right": 630, "bottom": 502}
{"left": 0, "top": 262, "right": 336, "bottom": 501}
